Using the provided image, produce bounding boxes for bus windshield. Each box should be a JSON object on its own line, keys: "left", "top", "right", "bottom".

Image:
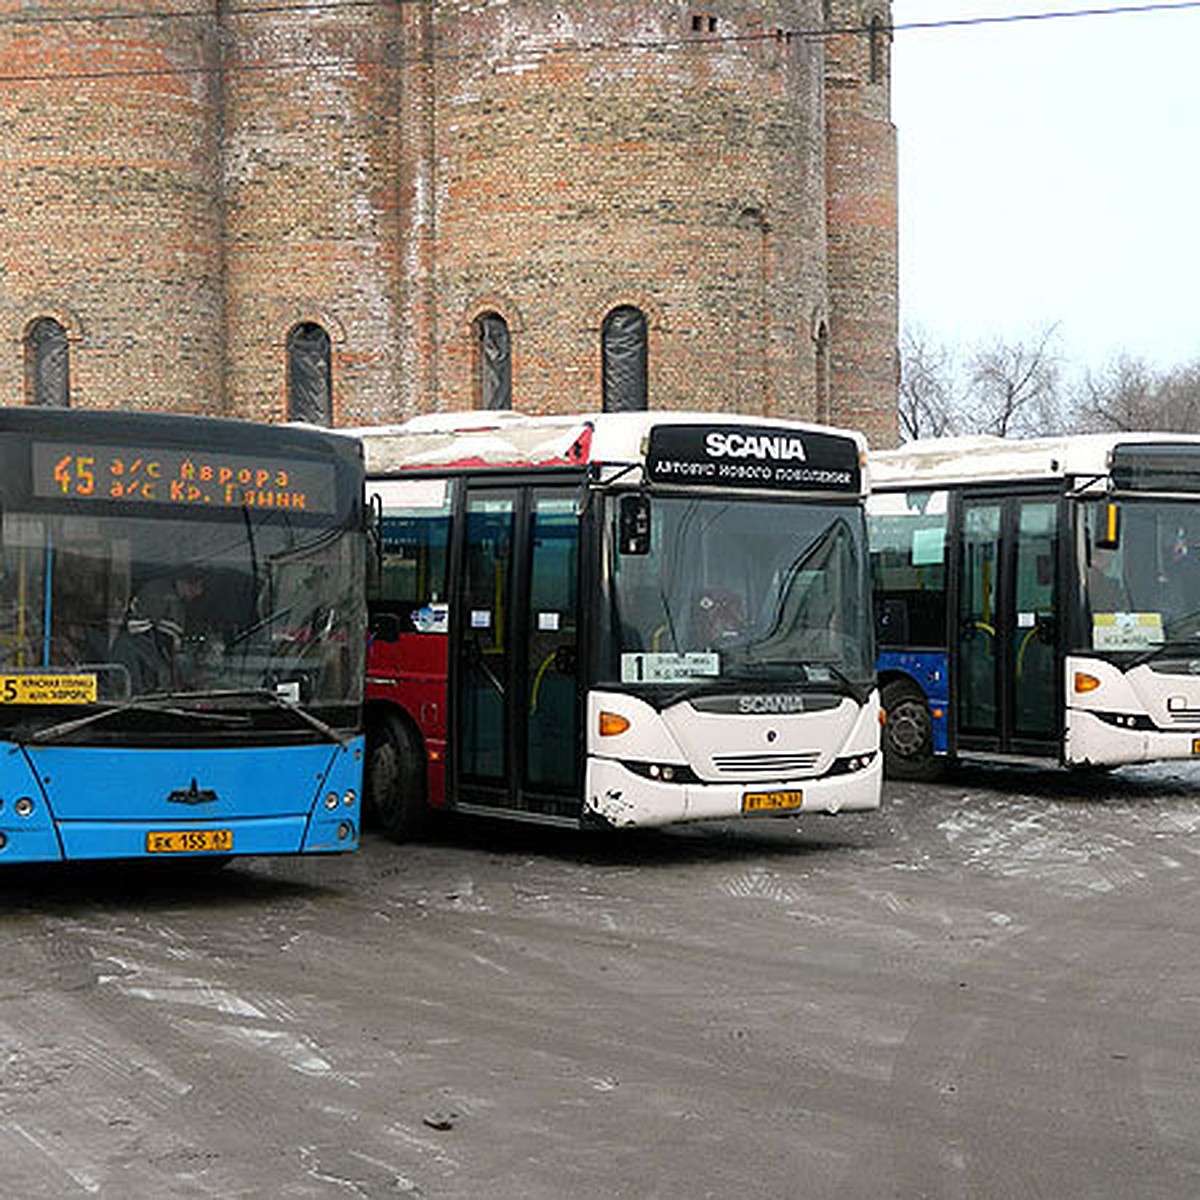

{"left": 1081, "top": 497, "right": 1200, "bottom": 654}
{"left": 0, "top": 504, "right": 364, "bottom": 729}
{"left": 603, "top": 494, "right": 873, "bottom": 691}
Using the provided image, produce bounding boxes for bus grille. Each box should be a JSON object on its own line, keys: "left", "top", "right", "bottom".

{"left": 711, "top": 751, "right": 821, "bottom": 776}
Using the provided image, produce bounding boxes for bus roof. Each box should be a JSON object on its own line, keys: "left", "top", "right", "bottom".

{"left": 352, "top": 410, "right": 869, "bottom": 481}
{"left": 870, "top": 432, "right": 1200, "bottom": 489}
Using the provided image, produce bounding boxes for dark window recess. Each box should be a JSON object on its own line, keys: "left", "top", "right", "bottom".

{"left": 26, "top": 317, "right": 70, "bottom": 408}
{"left": 601, "top": 306, "right": 648, "bottom": 413}
{"left": 477, "top": 313, "right": 512, "bottom": 411}
{"left": 287, "top": 322, "right": 332, "bottom": 425}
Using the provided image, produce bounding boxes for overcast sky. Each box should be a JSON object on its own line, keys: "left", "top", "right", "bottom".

{"left": 891, "top": 0, "right": 1200, "bottom": 375}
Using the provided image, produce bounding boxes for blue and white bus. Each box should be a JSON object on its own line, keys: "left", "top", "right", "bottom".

{"left": 0, "top": 408, "right": 365, "bottom": 863}
{"left": 869, "top": 433, "right": 1200, "bottom": 779}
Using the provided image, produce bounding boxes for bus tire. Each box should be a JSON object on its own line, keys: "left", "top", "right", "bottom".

{"left": 881, "top": 680, "right": 943, "bottom": 781}
{"left": 368, "top": 714, "right": 429, "bottom": 842}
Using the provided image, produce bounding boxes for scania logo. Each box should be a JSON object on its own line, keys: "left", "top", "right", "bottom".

{"left": 167, "top": 779, "right": 218, "bottom": 806}
{"left": 705, "top": 431, "right": 807, "bottom": 463}
{"left": 738, "top": 695, "right": 807, "bottom": 715}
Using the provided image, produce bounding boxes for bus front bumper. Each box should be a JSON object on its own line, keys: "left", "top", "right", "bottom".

{"left": 585, "top": 755, "right": 882, "bottom": 828}
{"left": 1066, "top": 708, "right": 1200, "bottom": 768}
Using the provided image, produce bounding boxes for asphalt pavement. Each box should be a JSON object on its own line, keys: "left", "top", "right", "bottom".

{"left": 3, "top": 762, "right": 1200, "bottom": 1198}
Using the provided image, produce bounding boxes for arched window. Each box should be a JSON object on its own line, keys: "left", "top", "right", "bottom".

{"left": 601, "top": 306, "right": 648, "bottom": 413}
{"left": 475, "top": 312, "right": 512, "bottom": 411}
{"left": 287, "top": 322, "right": 332, "bottom": 425}
{"left": 25, "top": 317, "right": 70, "bottom": 408}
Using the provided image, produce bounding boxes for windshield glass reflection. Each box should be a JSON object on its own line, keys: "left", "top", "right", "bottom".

{"left": 0, "top": 506, "right": 364, "bottom": 719}
{"left": 602, "top": 495, "right": 873, "bottom": 690}
{"left": 1081, "top": 498, "right": 1200, "bottom": 652}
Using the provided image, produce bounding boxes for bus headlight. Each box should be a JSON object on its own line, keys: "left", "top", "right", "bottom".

{"left": 324, "top": 792, "right": 340, "bottom": 810}
{"left": 828, "top": 750, "right": 879, "bottom": 777}
{"left": 14, "top": 796, "right": 34, "bottom": 818}
{"left": 621, "top": 760, "right": 701, "bottom": 784}
{"left": 343, "top": 790, "right": 357, "bottom": 807}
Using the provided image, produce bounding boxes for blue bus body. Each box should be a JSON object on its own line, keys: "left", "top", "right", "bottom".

{"left": 874, "top": 649, "right": 950, "bottom": 756}
{"left": 0, "top": 408, "right": 366, "bottom": 865}
{"left": 4, "top": 740, "right": 363, "bottom": 862}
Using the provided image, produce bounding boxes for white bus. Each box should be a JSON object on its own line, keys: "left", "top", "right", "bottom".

{"left": 869, "top": 433, "right": 1200, "bottom": 778}
{"left": 357, "top": 411, "right": 881, "bottom": 837}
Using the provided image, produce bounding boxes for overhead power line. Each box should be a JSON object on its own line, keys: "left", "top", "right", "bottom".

{"left": 0, "top": 1, "right": 1196, "bottom": 85}
{"left": 892, "top": 1, "right": 1200, "bottom": 34}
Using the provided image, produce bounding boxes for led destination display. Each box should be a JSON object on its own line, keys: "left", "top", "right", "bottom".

{"left": 31, "top": 441, "right": 338, "bottom": 514}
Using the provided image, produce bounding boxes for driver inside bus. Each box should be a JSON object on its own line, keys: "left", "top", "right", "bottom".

{"left": 114, "top": 569, "right": 212, "bottom": 692}
{"left": 1086, "top": 545, "right": 1129, "bottom": 614}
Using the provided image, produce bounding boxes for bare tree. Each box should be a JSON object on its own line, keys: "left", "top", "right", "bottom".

{"left": 962, "top": 324, "right": 1065, "bottom": 437}
{"left": 1073, "top": 357, "right": 1200, "bottom": 433}
{"left": 1072, "top": 355, "right": 1157, "bottom": 432}
{"left": 898, "top": 325, "right": 959, "bottom": 441}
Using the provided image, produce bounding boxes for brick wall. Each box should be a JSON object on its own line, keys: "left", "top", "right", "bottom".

{"left": 0, "top": 0, "right": 225, "bottom": 413}
{"left": 0, "top": 0, "right": 899, "bottom": 441}
{"left": 824, "top": 0, "right": 900, "bottom": 447}
{"left": 414, "top": 1, "right": 833, "bottom": 422}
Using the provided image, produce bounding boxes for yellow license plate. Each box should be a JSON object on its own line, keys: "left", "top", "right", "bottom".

{"left": 146, "top": 829, "right": 233, "bottom": 854}
{"left": 742, "top": 790, "right": 803, "bottom": 814}
{"left": 1193, "top": 739, "right": 1200, "bottom": 755}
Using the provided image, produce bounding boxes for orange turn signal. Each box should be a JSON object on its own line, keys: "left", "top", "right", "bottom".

{"left": 599, "top": 711, "right": 631, "bottom": 737}
{"left": 1074, "top": 672, "right": 1101, "bottom": 694}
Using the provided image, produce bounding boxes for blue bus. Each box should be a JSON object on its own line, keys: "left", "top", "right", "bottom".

{"left": 869, "top": 433, "right": 1200, "bottom": 779}
{"left": 0, "top": 408, "right": 365, "bottom": 863}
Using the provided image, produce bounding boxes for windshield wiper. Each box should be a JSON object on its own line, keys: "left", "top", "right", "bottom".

{"left": 1126, "top": 639, "right": 1200, "bottom": 668}
{"left": 25, "top": 687, "right": 349, "bottom": 746}
{"left": 153, "top": 688, "right": 350, "bottom": 745}
{"left": 797, "top": 661, "right": 872, "bottom": 705}
{"left": 27, "top": 695, "right": 253, "bottom": 744}
{"left": 720, "top": 652, "right": 872, "bottom": 705}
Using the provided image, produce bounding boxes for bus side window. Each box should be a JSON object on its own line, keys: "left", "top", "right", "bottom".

{"left": 371, "top": 501, "right": 452, "bottom": 636}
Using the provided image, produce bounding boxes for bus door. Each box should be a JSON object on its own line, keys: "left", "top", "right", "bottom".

{"left": 453, "top": 485, "right": 582, "bottom": 819}
{"left": 955, "top": 494, "right": 1060, "bottom": 758}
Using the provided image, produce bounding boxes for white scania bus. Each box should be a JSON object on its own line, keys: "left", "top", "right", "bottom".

{"left": 356, "top": 411, "right": 881, "bottom": 838}
{"left": 869, "top": 433, "right": 1200, "bottom": 778}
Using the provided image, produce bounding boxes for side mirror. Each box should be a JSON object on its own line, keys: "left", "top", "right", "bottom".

{"left": 619, "top": 494, "right": 651, "bottom": 555}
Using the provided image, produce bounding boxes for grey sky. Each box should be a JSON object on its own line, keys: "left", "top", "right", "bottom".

{"left": 892, "top": 0, "right": 1200, "bottom": 373}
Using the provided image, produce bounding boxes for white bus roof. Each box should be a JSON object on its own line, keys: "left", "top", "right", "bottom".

{"left": 351, "top": 410, "right": 868, "bottom": 479}
{"left": 870, "top": 432, "right": 1200, "bottom": 488}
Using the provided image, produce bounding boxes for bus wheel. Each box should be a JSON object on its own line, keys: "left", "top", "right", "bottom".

{"left": 881, "top": 680, "right": 942, "bottom": 781}
{"left": 368, "top": 715, "right": 429, "bottom": 842}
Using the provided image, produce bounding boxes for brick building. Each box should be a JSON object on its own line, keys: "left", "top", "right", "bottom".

{"left": 0, "top": 1, "right": 897, "bottom": 445}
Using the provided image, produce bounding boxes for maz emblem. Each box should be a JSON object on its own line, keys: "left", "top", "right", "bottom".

{"left": 168, "top": 779, "right": 219, "bottom": 806}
